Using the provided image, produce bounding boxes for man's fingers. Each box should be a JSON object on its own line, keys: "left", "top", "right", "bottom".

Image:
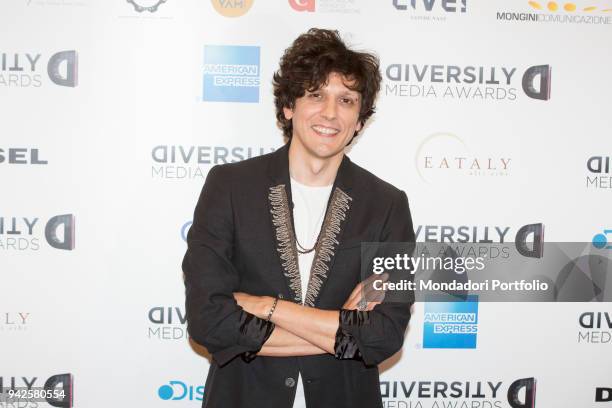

{"left": 343, "top": 281, "right": 364, "bottom": 308}
{"left": 368, "top": 290, "right": 386, "bottom": 303}
{"left": 343, "top": 292, "right": 361, "bottom": 309}
{"left": 233, "top": 292, "right": 247, "bottom": 306}
{"left": 348, "top": 281, "right": 364, "bottom": 300}
{"left": 343, "top": 272, "right": 392, "bottom": 309}
{"left": 344, "top": 273, "right": 389, "bottom": 309}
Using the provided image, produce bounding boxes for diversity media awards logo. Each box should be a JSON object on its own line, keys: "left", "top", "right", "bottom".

{"left": 1, "top": 50, "right": 77, "bottom": 88}
{"left": 147, "top": 306, "right": 187, "bottom": 340}
{"left": 423, "top": 295, "right": 478, "bottom": 349}
{"left": 578, "top": 311, "right": 612, "bottom": 344}
{"left": 381, "top": 377, "right": 537, "bottom": 408}
{"left": 0, "top": 215, "right": 75, "bottom": 251}
{"left": 0, "top": 373, "right": 73, "bottom": 408}
{"left": 181, "top": 221, "right": 192, "bottom": 242}
{"left": 203, "top": 45, "right": 260, "bottom": 103}
{"left": 586, "top": 155, "right": 611, "bottom": 189}
{"left": 384, "top": 63, "right": 551, "bottom": 101}
{"left": 211, "top": 0, "right": 253, "bottom": 17}
{"left": 150, "top": 145, "right": 275, "bottom": 179}
{"left": 415, "top": 223, "right": 545, "bottom": 260}
{"left": 596, "top": 387, "right": 612, "bottom": 403}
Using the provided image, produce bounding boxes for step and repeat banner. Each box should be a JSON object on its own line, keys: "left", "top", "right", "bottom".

{"left": 2, "top": 0, "right": 611, "bottom": 407}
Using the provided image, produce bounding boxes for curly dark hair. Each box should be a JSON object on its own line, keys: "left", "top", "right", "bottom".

{"left": 273, "top": 28, "right": 382, "bottom": 141}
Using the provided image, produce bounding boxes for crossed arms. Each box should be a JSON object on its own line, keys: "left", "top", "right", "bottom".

{"left": 183, "top": 165, "right": 414, "bottom": 366}
{"left": 233, "top": 275, "right": 385, "bottom": 357}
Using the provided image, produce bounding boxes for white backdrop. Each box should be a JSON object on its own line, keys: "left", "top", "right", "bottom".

{"left": 2, "top": 1, "right": 611, "bottom": 407}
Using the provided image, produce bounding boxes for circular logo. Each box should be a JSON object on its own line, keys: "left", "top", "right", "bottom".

{"left": 593, "top": 233, "right": 608, "bottom": 249}
{"left": 210, "top": 0, "right": 254, "bottom": 17}
{"left": 158, "top": 385, "right": 173, "bottom": 400}
{"left": 181, "top": 221, "right": 193, "bottom": 242}
{"left": 414, "top": 132, "right": 468, "bottom": 183}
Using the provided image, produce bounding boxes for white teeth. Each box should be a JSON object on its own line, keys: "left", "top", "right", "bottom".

{"left": 312, "top": 125, "right": 339, "bottom": 135}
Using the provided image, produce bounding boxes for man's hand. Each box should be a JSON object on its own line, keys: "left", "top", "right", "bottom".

{"left": 342, "top": 273, "right": 388, "bottom": 311}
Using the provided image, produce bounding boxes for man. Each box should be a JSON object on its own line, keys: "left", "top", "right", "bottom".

{"left": 183, "top": 28, "right": 415, "bottom": 408}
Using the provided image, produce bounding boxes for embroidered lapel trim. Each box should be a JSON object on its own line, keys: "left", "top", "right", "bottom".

{"left": 268, "top": 184, "right": 302, "bottom": 303}
{"left": 269, "top": 184, "right": 353, "bottom": 307}
{"left": 303, "top": 187, "right": 352, "bottom": 307}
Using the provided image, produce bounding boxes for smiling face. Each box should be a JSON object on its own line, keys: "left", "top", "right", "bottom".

{"left": 283, "top": 72, "right": 362, "bottom": 162}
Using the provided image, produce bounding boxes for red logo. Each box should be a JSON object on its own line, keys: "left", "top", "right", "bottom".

{"left": 289, "top": 0, "right": 315, "bottom": 12}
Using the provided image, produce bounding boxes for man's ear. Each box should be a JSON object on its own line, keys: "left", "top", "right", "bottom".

{"left": 283, "top": 106, "right": 293, "bottom": 120}
{"left": 355, "top": 120, "right": 363, "bottom": 132}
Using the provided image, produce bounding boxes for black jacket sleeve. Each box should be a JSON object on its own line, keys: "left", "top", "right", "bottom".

{"left": 182, "top": 165, "right": 274, "bottom": 366}
{"left": 334, "top": 189, "right": 415, "bottom": 366}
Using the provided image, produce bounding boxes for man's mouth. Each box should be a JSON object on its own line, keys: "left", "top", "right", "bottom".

{"left": 312, "top": 125, "right": 340, "bottom": 136}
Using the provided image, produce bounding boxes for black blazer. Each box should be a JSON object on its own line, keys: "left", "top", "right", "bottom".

{"left": 183, "top": 143, "right": 415, "bottom": 408}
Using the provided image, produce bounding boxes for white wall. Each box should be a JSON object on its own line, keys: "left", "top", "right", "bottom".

{"left": 2, "top": 1, "right": 611, "bottom": 407}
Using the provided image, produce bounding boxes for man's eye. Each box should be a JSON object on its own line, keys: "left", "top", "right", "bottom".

{"left": 309, "top": 92, "right": 321, "bottom": 98}
{"left": 341, "top": 97, "right": 354, "bottom": 104}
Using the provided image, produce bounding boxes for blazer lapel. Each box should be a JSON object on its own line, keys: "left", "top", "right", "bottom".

{"left": 267, "top": 143, "right": 303, "bottom": 303}
{"left": 303, "top": 156, "right": 354, "bottom": 307}
{"left": 266, "top": 143, "right": 355, "bottom": 306}
{"left": 268, "top": 183, "right": 303, "bottom": 303}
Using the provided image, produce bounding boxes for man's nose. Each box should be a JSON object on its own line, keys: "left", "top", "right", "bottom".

{"left": 321, "top": 97, "right": 337, "bottom": 120}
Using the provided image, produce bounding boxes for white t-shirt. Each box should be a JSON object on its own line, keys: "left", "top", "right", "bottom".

{"left": 290, "top": 177, "right": 333, "bottom": 408}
